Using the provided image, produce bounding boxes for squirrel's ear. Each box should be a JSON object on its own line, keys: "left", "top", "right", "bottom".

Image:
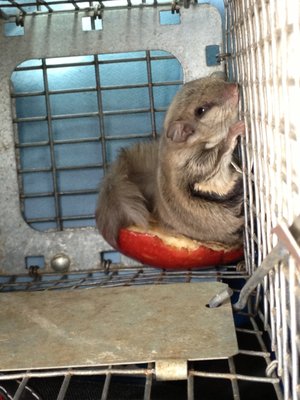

{"left": 166, "top": 121, "right": 196, "bottom": 143}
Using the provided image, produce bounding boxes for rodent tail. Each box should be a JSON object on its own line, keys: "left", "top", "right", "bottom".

{"left": 95, "top": 169, "right": 150, "bottom": 249}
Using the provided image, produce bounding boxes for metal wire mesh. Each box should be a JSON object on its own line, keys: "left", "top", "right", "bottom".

{"left": 0, "top": 265, "right": 246, "bottom": 291}
{"left": 11, "top": 51, "right": 182, "bottom": 231}
{"left": 224, "top": 1, "right": 300, "bottom": 399}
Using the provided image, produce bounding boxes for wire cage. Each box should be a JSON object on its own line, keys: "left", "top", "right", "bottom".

{"left": 0, "top": 0, "right": 299, "bottom": 399}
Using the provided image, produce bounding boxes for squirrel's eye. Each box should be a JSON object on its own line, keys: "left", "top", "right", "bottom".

{"left": 194, "top": 106, "right": 206, "bottom": 117}
{"left": 194, "top": 102, "right": 213, "bottom": 118}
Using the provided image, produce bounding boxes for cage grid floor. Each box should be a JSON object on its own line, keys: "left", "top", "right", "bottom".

{"left": 0, "top": 267, "right": 282, "bottom": 400}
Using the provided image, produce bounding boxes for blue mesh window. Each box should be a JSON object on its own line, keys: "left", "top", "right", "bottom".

{"left": 11, "top": 51, "right": 183, "bottom": 231}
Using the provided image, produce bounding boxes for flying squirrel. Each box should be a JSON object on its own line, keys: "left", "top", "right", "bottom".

{"left": 96, "top": 76, "right": 245, "bottom": 248}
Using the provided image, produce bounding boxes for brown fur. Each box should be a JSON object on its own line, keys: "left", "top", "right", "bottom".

{"left": 96, "top": 76, "right": 245, "bottom": 248}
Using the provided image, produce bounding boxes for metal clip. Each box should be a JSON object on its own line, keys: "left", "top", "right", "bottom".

{"left": 217, "top": 52, "right": 232, "bottom": 63}
{"left": 93, "top": 3, "right": 103, "bottom": 19}
{"left": 26, "top": 265, "right": 40, "bottom": 279}
{"left": 16, "top": 12, "right": 24, "bottom": 27}
{"left": 236, "top": 260, "right": 246, "bottom": 272}
{"left": 101, "top": 259, "right": 112, "bottom": 274}
{"left": 171, "top": 2, "right": 180, "bottom": 14}
{"left": 266, "top": 360, "right": 279, "bottom": 378}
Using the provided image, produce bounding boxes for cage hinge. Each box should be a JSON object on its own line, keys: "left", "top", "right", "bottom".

{"left": 155, "top": 359, "right": 187, "bottom": 381}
